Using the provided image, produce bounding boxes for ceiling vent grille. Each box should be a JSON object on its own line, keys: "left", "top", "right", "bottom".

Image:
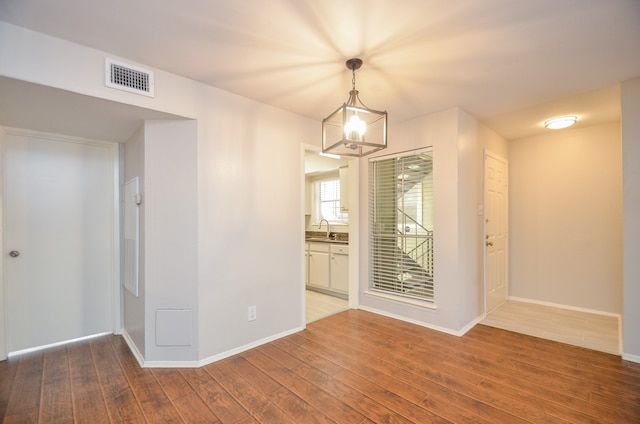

{"left": 105, "top": 58, "right": 154, "bottom": 97}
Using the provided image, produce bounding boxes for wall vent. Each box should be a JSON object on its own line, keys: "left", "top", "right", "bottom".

{"left": 105, "top": 58, "right": 154, "bottom": 97}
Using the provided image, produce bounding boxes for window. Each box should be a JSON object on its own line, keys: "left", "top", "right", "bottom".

{"left": 369, "top": 148, "right": 434, "bottom": 301}
{"left": 312, "top": 176, "right": 348, "bottom": 224}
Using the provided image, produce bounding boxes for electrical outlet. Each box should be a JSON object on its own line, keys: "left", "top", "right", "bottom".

{"left": 248, "top": 305, "right": 257, "bottom": 321}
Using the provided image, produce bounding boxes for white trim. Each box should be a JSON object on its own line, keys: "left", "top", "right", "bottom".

{"left": 7, "top": 332, "right": 112, "bottom": 358}
{"left": 359, "top": 305, "right": 482, "bottom": 337}
{"left": 368, "top": 146, "right": 433, "bottom": 162}
{"left": 195, "top": 326, "right": 304, "bottom": 368}
{"left": 111, "top": 142, "right": 122, "bottom": 334}
{"left": 508, "top": 296, "right": 622, "bottom": 318}
{"left": 364, "top": 290, "right": 437, "bottom": 310}
{"left": 622, "top": 353, "right": 640, "bottom": 364}
{"left": 0, "top": 127, "right": 6, "bottom": 360}
{"left": 122, "top": 329, "right": 146, "bottom": 367}
{"left": 125, "top": 325, "right": 305, "bottom": 368}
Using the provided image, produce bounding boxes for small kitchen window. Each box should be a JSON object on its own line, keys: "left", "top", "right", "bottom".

{"left": 312, "top": 175, "right": 348, "bottom": 225}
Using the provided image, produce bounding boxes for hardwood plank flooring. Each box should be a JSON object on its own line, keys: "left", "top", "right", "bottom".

{"left": 1, "top": 310, "right": 639, "bottom": 423}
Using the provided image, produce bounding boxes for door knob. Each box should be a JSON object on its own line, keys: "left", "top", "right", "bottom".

{"left": 486, "top": 241, "right": 493, "bottom": 247}
{"left": 9, "top": 250, "right": 20, "bottom": 257}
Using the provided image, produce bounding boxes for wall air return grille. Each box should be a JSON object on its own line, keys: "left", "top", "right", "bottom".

{"left": 105, "top": 58, "right": 154, "bottom": 97}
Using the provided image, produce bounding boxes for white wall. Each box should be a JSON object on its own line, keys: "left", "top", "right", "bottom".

{"left": 358, "top": 108, "right": 483, "bottom": 334}
{"left": 457, "top": 112, "right": 482, "bottom": 327}
{"left": 144, "top": 120, "right": 199, "bottom": 362}
{"left": 0, "top": 21, "right": 316, "bottom": 364}
{"left": 197, "top": 99, "right": 316, "bottom": 361}
{"left": 509, "top": 122, "right": 623, "bottom": 313}
{"left": 123, "top": 126, "right": 146, "bottom": 356}
{"left": 622, "top": 77, "right": 640, "bottom": 361}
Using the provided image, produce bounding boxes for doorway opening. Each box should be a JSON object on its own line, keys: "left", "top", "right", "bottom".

{"left": 304, "top": 149, "right": 352, "bottom": 323}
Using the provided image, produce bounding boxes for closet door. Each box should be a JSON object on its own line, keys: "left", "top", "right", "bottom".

{"left": 4, "top": 131, "right": 117, "bottom": 353}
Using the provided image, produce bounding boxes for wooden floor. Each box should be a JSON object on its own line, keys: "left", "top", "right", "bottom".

{"left": 2, "top": 310, "right": 639, "bottom": 423}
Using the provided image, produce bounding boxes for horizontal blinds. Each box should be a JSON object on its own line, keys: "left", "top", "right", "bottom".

{"left": 314, "top": 177, "right": 347, "bottom": 224}
{"left": 369, "top": 149, "right": 434, "bottom": 301}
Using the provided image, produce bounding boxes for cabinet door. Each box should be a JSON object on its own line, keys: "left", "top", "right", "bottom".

{"left": 330, "top": 253, "right": 349, "bottom": 293}
{"left": 308, "top": 250, "right": 330, "bottom": 288}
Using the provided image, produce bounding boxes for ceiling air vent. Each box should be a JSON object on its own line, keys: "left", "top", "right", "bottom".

{"left": 105, "top": 58, "right": 154, "bottom": 97}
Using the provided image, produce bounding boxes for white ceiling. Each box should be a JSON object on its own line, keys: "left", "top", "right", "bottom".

{"left": 1, "top": 0, "right": 639, "bottom": 140}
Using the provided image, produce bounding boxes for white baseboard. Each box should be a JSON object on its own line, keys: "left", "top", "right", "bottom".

{"left": 508, "top": 296, "right": 621, "bottom": 318}
{"left": 460, "top": 314, "right": 486, "bottom": 336}
{"left": 196, "top": 326, "right": 305, "bottom": 368}
{"left": 121, "top": 329, "right": 146, "bottom": 367}
{"left": 8, "top": 332, "right": 111, "bottom": 358}
{"left": 359, "top": 305, "right": 484, "bottom": 337}
{"left": 122, "top": 326, "right": 305, "bottom": 368}
{"left": 622, "top": 352, "right": 640, "bottom": 364}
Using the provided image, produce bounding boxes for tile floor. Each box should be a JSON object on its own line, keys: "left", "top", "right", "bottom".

{"left": 305, "top": 290, "right": 349, "bottom": 323}
{"left": 481, "top": 300, "right": 620, "bottom": 355}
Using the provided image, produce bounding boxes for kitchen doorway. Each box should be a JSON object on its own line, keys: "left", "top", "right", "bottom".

{"left": 304, "top": 149, "right": 353, "bottom": 323}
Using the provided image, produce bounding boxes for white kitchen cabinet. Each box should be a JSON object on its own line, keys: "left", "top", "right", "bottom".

{"left": 330, "top": 244, "right": 349, "bottom": 293}
{"left": 306, "top": 241, "right": 349, "bottom": 295}
{"left": 308, "top": 242, "right": 330, "bottom": 289}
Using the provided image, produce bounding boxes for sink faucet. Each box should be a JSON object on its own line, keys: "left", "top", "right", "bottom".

{"left": 318, "top": 219, "right": 330, "bottom": 238}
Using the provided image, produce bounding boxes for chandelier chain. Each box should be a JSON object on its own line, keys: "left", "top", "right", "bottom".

{"left": 352, "top": 68, "right": 356, "bottom": 91}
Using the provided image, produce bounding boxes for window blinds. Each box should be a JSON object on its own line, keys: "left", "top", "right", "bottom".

{"left": 313, "top": 177, "right": 347, "bottom": 224}
{"left": 369, "top": 149, "right": 434, "bottom": 301}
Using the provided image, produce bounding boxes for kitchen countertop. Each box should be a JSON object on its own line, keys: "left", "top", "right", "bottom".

{"left": 306, "top": 237, "right": 348, "bottom": 245}
{"left": 305, "top": 231, "right": 348, "bottom": 244}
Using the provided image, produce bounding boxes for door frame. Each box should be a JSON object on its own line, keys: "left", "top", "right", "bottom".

{"left": 483, "top": 149, "right": 509, "bottom": 313}
{"left": 301, "top": 144, "right": 360, "bottom": 324}
{"left": 0, "top": 127, "right": 121, "bottom": 360}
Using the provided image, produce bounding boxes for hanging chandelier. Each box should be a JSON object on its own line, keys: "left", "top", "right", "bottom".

{"left": 322, "top": 58, "right": 387, "bottom": 157}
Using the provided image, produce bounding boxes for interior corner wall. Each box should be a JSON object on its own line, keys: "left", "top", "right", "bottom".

{"left": 144, "top": 119, "right": 199, "bottom": 363}
{"left": 508, "top": 122, "right": 623, "bottom": 313}
{"left": 456, "top": 110, "right": 482, "bottom": 327}
{"left": 358, "top": 108, "right": 482, "bottom": 334}
{"left": 621, "top": 77, "right": 640, "bottom": 360}
{"left": 123, "top": 125, "right": 146, "bottom": 357}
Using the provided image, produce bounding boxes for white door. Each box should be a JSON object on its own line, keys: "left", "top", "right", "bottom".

{"left": 484, "top": 151, "right": 508, "bottom": 312}
{"left": 4, "top": 130, "right": 117, "bottom": 354}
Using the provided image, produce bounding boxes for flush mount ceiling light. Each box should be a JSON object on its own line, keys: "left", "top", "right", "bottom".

{"left": 322, "top": 58, "right": 387, "bottom": 157}
{"left": 544, "top": 115, "right": 577, "bottom": 130}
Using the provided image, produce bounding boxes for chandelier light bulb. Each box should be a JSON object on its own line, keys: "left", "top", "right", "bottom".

{"left": 345, "top": 114, "right": 366, "bottom": 140}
